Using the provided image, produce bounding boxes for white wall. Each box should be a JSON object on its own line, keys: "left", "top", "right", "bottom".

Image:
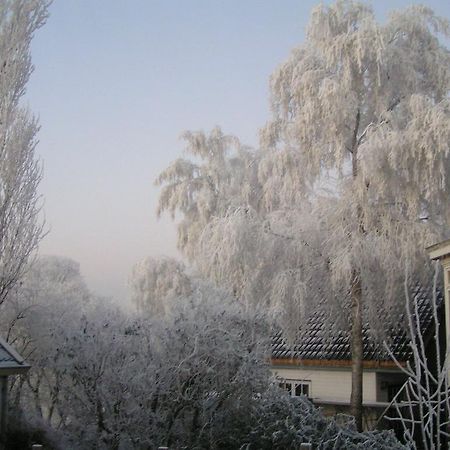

{"left": 271, "top": 366, "right": 377, "bottom": 403}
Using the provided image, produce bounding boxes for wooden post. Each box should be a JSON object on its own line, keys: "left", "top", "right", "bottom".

{"left": 0, "top": 376, "right": 7, "bottom": 450}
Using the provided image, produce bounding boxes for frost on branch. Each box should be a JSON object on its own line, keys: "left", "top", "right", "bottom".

{"left": 156, "top": 127, "right": 260, "bottom": 260}
{"left": 256, "top": 1, "right": 450, "bottom": 338}
{"left": 157, "top": 2, "right": 450, "bottom": 342}
{"left": 154, "top": 0, "right": 450, "bottom": 431}
{"left": 5, "top": 262, "right": 407, "bottom": 448}
{"left": 0, "top": 256, "right": 91, "bottom": 447}
{"left": 381, "top": 264, "right": 449, "bottom": 449}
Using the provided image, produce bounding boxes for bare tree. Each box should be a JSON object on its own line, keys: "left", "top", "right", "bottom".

{"left": 0, "top": 0, "right": 49, "bottom": 304}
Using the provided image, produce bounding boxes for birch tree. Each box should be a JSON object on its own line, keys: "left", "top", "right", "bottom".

{"left": 0, "top": 0, "right": 48, "bottom": 304}
{"left": 259, "top": 1, "right": 450, "bottom": 430}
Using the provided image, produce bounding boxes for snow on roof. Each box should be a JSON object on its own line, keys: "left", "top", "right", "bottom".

{"left": 272, "top": 284, "right": 443, "bottom": 363}
{"left": 0, "top": 336, "right": 30, "bottom": 375}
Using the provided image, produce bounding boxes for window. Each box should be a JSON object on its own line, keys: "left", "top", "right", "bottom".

{"left": 279, "top": 379, "right": 311, "bottom": 398}
{"left": 295, "top": 382, "right": 309, "bottom": 397}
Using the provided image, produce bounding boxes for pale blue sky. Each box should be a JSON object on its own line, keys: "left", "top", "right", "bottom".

{"left": 26, "top": 0, "right": 450, "bottom": 302}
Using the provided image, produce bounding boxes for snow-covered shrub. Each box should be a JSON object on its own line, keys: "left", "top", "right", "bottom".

{"left": 234, "top": 389, "right": 406, "bottom": 450}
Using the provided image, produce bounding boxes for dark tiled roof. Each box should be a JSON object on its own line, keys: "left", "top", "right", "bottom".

{"left": 272, "top": 284, "right": 443, "bottom": 362}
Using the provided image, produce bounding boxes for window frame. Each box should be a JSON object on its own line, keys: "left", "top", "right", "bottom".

{"left": 279, "top": 378, "right": 311, "bottom": 398}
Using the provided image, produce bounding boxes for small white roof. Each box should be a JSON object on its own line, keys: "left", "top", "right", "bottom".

{"left": 427, "top": 238, "right": 450, "bottom": 260}
{"left": 0, "top": 336, "right": 30, "bottom": 375}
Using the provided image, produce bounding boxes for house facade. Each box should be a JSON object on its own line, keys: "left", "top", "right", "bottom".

{"left": 271, "top": 359, "right": 405, "bottom": 429}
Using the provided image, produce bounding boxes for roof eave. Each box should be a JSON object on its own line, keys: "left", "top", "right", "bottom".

{"left": 271, "top": 357, "right": 405, "bottom": 370}
{"left": 427, "top": 238, "right": 450, "bottom": 260}
{"left": 0, "top": 364, "right": 31, "bottom": 376}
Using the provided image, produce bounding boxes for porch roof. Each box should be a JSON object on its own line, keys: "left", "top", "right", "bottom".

{"left": 0, "top": 336, "right": 30, "bottom": 376}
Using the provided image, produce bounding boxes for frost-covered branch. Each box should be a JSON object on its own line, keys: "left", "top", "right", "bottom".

{"left": 381, "top": 263, "right": 449, "bottom": 449}
{"left": 0, "top": 0, "right": 49, "bottom": 305}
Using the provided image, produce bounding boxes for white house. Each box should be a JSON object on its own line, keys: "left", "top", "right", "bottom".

{"left": 270, "top": 284, "right": 443, "bottom": 430}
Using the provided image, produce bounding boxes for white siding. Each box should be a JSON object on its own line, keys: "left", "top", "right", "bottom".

{"left": 272, "top": 366, "right": 377, "bottom": 403}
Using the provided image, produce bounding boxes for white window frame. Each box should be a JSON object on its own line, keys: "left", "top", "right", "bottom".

{"left": 279, "top": 378, "right": 311, "bottom": 398}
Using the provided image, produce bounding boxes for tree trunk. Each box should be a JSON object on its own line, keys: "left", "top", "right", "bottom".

{"left": 349, "top": 109, "right": 364, "bottom": 431}
{"left": 350, "top": 273, "right": 363, "bottom": 431}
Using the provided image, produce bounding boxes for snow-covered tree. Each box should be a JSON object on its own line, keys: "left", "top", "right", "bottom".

{"left": 157, "top": 1, "right": 450, "bottom": 430}
{"left": 0, "top": 256, "right": 90, "bottom": 429}
{"left": 156, "top": 127, "right": 260, "bottom": 261}
{"left": 259, "top": 1, "right": 450, "bottom": 429}
{"left": 130, "top": 256, "right": 192, "bottom": 315}
{"left": 40, "top": 281, "right": 407, "bottom": 449}
{"left": 0, "top": 0, "right": 48, "bottom": 304}
{"left": 3, "top": 257, "right": 407, "bottom": 448}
